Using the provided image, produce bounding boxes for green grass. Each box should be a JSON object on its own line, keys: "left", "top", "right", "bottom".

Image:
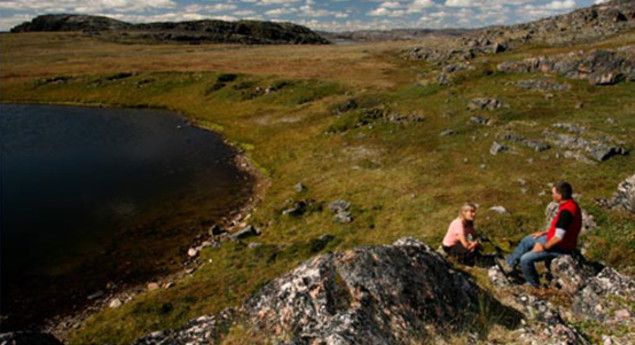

{"left": 1, "top": 31, "right": 634, "bottom": 344}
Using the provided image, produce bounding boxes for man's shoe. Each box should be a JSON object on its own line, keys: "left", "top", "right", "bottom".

{"left": 495, "top": 256, "right": 515, "bottom": 276}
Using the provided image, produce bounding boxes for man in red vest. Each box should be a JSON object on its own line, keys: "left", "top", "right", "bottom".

{"left": 497, "top": 182, "right": 583, "bottom": 287}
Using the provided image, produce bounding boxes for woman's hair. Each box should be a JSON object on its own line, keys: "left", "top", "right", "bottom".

{"left": 458, "top": 203, "right": 477, "bottom": 225}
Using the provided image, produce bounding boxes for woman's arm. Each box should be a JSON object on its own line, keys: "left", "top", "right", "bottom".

{"left": 456, "top": 231, "right": 472, "bottom": 249}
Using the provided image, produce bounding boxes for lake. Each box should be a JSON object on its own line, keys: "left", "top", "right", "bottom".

{"left": 0, "top": 104, "right": 252, "bottom": 330}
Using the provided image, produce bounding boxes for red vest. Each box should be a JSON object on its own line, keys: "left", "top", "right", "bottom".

{"left": 547, "top": 199, "right": 582, "bottom": 250}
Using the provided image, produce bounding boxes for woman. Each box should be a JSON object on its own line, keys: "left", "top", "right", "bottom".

{"left": 442, "top": 203, "right": 481, "bottom": 265}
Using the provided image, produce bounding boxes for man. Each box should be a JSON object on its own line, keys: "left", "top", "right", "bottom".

{"left": 497, "top": 182, "right": 582, "bottom": 287}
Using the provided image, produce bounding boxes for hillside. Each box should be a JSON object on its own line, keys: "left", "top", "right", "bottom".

{"left": 9, "top": 14, "right": 330, "bottom": 45}
{"left": 0, "top": 0, "right": 634, "bottom": 344}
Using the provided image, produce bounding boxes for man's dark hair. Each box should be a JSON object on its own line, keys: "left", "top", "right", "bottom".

{"left": 555, "top": 181, "right": 573, "bottom": 200}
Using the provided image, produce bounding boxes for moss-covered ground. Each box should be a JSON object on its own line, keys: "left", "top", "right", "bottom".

{"left": 1, "top": 31, "right": 634, "bottom": 344}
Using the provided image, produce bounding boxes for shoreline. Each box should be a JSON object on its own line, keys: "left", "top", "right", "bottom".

{"left": 0, "top": 101, "right": 268, "bottom": 342}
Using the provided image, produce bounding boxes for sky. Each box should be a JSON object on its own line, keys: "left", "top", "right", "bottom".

{"left": 0, "top": 0, "right": 611, "bottom": 32}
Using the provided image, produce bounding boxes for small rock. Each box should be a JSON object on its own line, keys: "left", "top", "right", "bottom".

{"left": 109, "top": 298, "right": 123, "bottom": 308}
{"left": 333, "top": 211, "right": 353, "bottom": 224}
{"left": 282, "top": 201, "right": 307, "bottom": 216}
{"left": 185, "top": 268, "right": 196, "bottom": 274}
{"left": 294, "top": 183, "right": 306, "bottom": 192}
{"left": 467, "top": 97, "right": 506, "bottom": 111}
{"left": 489, "top": 141, "right": 508, "bottom": 155}
{"left": 248, "top": 242, "right": 263, "bottom": 249}
{"left": 230, "top": 225, "right": 261, "bottom": 241}
{"left": 164, "top": 282, "right": 176, "bottom": 289}
{"left": 437, "top": 72, "right": 451, "bottom": 86}
{"left": 589, "top": 72, "right": 624, "bottom": 86}
{"left": 209, "top": 224, "right": 227, "bottom": 236}
{"left": 87, "top": 290, "right": 104, "bottom": 300}
{"left": 440, "top": 129, "right": 457, "bottom": 136}
{"left": 469, "top": 115, "right": 490, "bottom": 125}
{"left": 614, "top": 308, "right": 631, "bottom": 320}
{"left": 488, "top": 206, "right": 509, "bottom": 214}
{"left": 187, "top": 248, "right": 198, "bottom": 257}
{"left": 328, "top": 200, "right": 350, "bottom": 213}
{"left": 148, "top": 282, "right": 160, "bottom": 291}
{"left": 492, "top": 42, "right": 507, "bottom": 53}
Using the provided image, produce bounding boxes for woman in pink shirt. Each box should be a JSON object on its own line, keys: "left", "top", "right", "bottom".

{"left": 442, "top": 203, "right": 481, "bottom": 265}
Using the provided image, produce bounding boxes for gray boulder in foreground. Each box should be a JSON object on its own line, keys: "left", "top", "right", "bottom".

{"left": 243, "top": 237, "right": 503, "bottom": 344}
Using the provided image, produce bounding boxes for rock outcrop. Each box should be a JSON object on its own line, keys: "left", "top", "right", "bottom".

{"left": 10, "top": 14, "right": 330, "bottom": 45}
{"left": 597, "top": 174, "right": 635, "bottom": 213}
{"left": 408, "top": 0, "right": 635, "bottom": 65}
{"left": 242, "top": 238, "right": 494, "bottom": 344}
{"left": 498, "top": 46, "right": 635, "bottom": 85}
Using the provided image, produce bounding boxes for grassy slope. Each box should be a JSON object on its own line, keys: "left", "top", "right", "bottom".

{"left": 1, "top": 32, "right": 634, "bottom": 344}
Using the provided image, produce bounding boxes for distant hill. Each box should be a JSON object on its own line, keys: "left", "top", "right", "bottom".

{"left": 318, "top": 28, "right": 471, "bottom": 42}
{"left": 10, "top": 14, "right": 131, "bottom": 32}
{"left": 10, "top": 14, "right": 330, "bottom": 45}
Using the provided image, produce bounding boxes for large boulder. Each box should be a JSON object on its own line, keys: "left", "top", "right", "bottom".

{"left": 243, "top": 237, "right": 493, "bottom": 344}
{"left": 549, "top": 254, "right": 603, "bottom": 293}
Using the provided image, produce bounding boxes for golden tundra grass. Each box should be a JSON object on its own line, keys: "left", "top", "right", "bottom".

{"left": 1, "top": 31, "right": 634, "bottom": 344}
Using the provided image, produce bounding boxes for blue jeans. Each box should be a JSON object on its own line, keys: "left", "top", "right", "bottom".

{"left": 506, "top": 234, "right": 570, "bottom": 286}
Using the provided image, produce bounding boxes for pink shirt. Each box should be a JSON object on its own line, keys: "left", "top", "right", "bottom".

{"left": 442, "top": 218, "right": 476, "bottom": 247}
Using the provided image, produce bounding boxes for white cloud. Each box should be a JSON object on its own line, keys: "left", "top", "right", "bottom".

{"left": 544, "top": 0, "right": 576, "bottom": 10}
{"left": 408, "top": 0, "right": 436, "bottom": 13}
{"left": 368, "top": 7, "right": 390, "bottom": 16}
{"left": 0, "top": 0, "right": 177, "bottom": 13}
{"left": 380, "top": 1, "right": 403, "bottom": 9}
{"left": 0, "top": 13, "right": 33, "bottom": 31}
{"left": 265, "top": 7, "right": 298, "bottom": 15}
{"left": 233, "top": 9, "right": 256, "bottom": 16}
{"left": 445, "top": 0, "right": 472, "bottom": 7}
{"left": 258, "top": 0, "right": 301, "bottom": 5}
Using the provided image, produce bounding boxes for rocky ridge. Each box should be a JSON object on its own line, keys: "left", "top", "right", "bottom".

{"left": 408, "top": 0, "right": 635, "bottom": 65}
{"left": 10, "top": 14, "right": 329, "bottom": 45}
{"left": 497, "top": 46, "right": 635, "bottom": 85}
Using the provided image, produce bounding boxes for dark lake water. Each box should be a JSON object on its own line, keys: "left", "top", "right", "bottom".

{"left": 0, "top": 104, "right": 252, "bottom": 330}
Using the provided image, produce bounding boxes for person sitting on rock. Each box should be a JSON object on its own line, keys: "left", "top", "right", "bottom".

{"left": 496, "top": 182, "right": 582, "bottom": 287}
{"left": 442, "top": 203, "right": 481, "bottom": 265}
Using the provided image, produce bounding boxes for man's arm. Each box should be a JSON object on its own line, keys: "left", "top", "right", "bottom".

{"left": 533, "top": 210, "right": 573, "bottom": 252}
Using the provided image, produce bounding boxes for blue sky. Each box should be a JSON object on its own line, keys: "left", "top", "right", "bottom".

{"left": 0, "top": 0, "right": 609, "bottom": 32}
